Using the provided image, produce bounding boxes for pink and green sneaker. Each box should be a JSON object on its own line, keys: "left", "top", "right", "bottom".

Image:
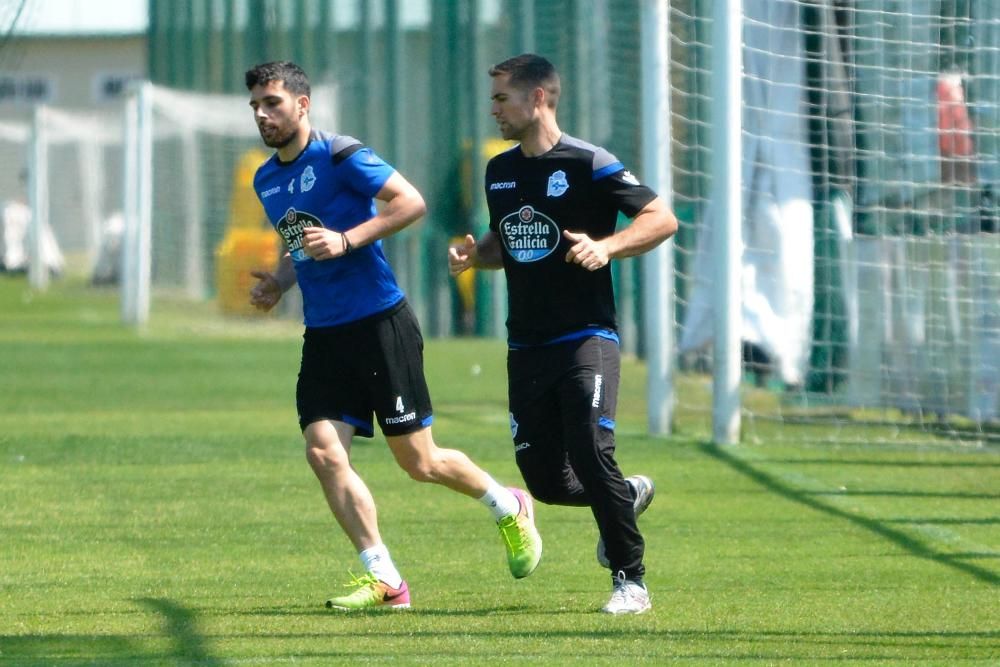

{"left": 497, "top": 487, "right": 542, "bottom": 578}
{"left": 325, "top": 572, "right": 410, "bottom": 611}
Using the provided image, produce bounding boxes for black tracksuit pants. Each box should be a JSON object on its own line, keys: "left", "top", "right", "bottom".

{"left": 507, "top": 335, "right": 645, "bottom": 581}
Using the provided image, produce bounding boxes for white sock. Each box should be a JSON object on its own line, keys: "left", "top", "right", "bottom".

{"left": 479, "top": 478, "right": 520, "bottom": 521}
{"left": 359, "top": 544, "right": 403, "bottom": 589}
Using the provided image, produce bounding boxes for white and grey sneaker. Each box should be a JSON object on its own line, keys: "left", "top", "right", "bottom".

{"left": 596, "top": 475, "right": 655, "bottom": 568}
{"left": 601, "top": 570, "right": 651, "bottom": 615}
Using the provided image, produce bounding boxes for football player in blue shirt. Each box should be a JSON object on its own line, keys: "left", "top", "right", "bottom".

{"left": 245, "top": 61, "right": 541, "bottom": 611}
{"left": 449, "top": 54, "right": 677, "bottom": 614}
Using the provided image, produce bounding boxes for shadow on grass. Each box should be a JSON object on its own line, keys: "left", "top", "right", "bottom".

{"left": 1, "top": 624, "right": 994, "bottom": 662}
{"left": 754, "top": 457, "right": 1000, "bottom": 469}
{"left": 0, "top": 634, "right": 140, "bottom": 665}
{"left": 699, "top": 444, "right": 1000, "bottom": 586}
{"left": 917, "top": 420, "right": 1000, "bottom": 444}
{"left": 0, "top": 599, "right": 221, "bottom": 666}
{"left": 226, "top": 603, "right": 561, "bottom": 618}
{"left": 885, "top": 518, "right": 1000, "bottom": 526}
{"left": 807, "top": 489, "right": 1000, "bottom": 500}
{"left": 136, "top": 597, "right": 223, "bottom": 666}
{"left": 775, "top": 413, "right": 1000, "bottom": 446}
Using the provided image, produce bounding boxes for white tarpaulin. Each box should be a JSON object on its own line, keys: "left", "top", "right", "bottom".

{"left": 679, "top": 0, "right": 814, "bottom": 385}
{"left": 1, "top": 199, "right": 65, "bottom": 275}
{"left": 846, "top": 236, "right": 1000, "bottom": 422}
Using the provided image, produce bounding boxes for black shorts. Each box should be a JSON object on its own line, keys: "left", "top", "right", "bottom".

{"left": 296, "top": 300, "right": 432, "bottom": 437}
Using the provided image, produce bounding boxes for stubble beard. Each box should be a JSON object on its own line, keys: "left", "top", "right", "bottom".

{"left": 260, "top": 122, "right": 297, "bottom": 149}
{"left": 499, "top": 122, "right": 521, "bottom": 142}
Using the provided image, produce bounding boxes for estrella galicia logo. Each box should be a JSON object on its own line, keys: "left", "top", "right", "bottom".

{"left": 546, "top": 169, "right": 569, "bottom": 197}
{"left": 301, "top": 165, "right": 316, "bottom": 192}
{"left": 499, "top": 205, "right": 560, "bottom": 263}
{"left": 277, "top": 207, "right": 324, "bottom": 262}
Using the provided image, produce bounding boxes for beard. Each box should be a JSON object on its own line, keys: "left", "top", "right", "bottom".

{"left": 259, "top": 122, "right": 297, "bottom": 149}
{"left": 497, "top": 117, "right": 529, "bottom": 142}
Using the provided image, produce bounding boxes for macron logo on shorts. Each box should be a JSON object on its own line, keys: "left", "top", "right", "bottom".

{"left": 384, "top": 411, "right": 416, "bottom": 425}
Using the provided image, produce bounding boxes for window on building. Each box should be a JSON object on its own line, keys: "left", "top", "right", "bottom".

{"left": 0, "top": 74, "right": 56, "bottom": 105}
{"left": 93, "top": 72, "right": 142, "bottom": 103}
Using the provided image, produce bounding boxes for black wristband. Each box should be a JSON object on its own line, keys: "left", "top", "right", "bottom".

{"left": 342, "top": 232, "right": 354, "bottom": 255}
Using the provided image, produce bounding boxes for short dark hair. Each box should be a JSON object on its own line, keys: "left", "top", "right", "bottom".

{"left": 489, "top": 53, "right": 560, "bottom": 107}
{"left": 245, "top": 61, "right": 311, "bottom": 98}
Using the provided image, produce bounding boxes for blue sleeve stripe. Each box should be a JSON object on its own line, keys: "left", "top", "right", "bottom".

{"left": 593, "top": 162, "right": 623, "bottom": 181}
{"left": 598, "top": 416, "right": 616, "bottom": 431}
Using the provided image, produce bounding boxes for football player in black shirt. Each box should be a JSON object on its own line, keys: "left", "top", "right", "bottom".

{"left": 449, "top": 54, "right": 677, "bottom": 614}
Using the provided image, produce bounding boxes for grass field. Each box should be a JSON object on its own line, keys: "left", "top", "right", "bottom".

{"left": 1, "top": 275, "right": 998, "bottom": 665}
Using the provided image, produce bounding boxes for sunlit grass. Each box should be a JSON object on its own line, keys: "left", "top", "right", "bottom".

{"left": 1, "top": 275, "right": 997, "bottom": 665}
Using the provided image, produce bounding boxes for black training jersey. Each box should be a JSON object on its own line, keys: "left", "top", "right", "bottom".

{"left": 484, "top": 134, "right": 657, "bottom": 346}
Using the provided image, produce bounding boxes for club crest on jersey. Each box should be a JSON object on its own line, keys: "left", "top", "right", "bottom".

{"left": 621, "top": 170, "right": 640, "bottom": 185}
{"left": 301, "top": 165, "right": 316, "bottom": 192}
{"left": 277, "top": 207, "right": 324, "bottom": 262}
{"left": 546, "top": 169, "right": 569, "bottom": 197}
{"left": 499, "top": 205, "right": 560, "bottom": 263}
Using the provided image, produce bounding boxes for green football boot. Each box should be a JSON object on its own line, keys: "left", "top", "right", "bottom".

{"left": 325, "top": 572, "right": 410, "bottom": 611}
{"left": 497, "top": 487, "right": 542, "bottom": 578}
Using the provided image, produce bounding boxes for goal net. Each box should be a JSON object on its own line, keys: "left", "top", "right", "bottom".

{"left": 8, "top": 84, "right": 336, "bottom": 321}
{"left": 668, "top": 0, "right": 1000, "bottom": 443}
{"left": 0, "top": 108, "right": 119, "bottom": 281}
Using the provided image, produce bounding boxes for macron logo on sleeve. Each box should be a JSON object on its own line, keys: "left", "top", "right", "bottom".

{"left": 490, "top": 181, "right": 517, "bottom": 191}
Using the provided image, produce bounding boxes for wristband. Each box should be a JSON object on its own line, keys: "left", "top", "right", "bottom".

{"left": 342, "top": 232, "right": 354, "bottom": 255}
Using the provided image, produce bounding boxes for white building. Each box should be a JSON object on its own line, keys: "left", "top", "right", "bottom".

{"left": 0, "top": 0, "right": 147, "bottom": 263}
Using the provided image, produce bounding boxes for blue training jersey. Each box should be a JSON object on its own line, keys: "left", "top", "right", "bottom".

{"left": 253, "top": 130, "right": 404, "bottom": 327}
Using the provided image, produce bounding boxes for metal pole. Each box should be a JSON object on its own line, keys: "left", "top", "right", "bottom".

{"left": 122, "top": 82, "right": 153, "bottom": 328}
{"left": 136, "top": 82, "right": 153, "bottom": 326}
{"left": 28, "top": 105, "right": 49, "bottom": 291}
{"left": 121, "top": 90, "right": 138, "bottom": 323}
{"left": 570, "top": 0, "right": 592, "bottom": 138}
{"left": 465, "top": 0, "right": 503, "bottom": 338}
{"left": 383, "top": 8, "right": 402, "bottom": 171}
{"left": 641, "top": 0, "right": 674, "bottom": 436}
{"left": 78, "top": 139, "right": 102, "bottom": 269}
{"left": 359, "top": 0, "right": 374, "bottom": 141}
{"left": 181, "top": 129, "right": 204, "bottom": 298}
{"left": 429, "top": 1, "right": 457, "bottom": 337}
{"left": 516, "top": 0, "right": 535, "bottom": 53}
{"left": 711, "top": 0, "right": 743, "bottom": 444}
